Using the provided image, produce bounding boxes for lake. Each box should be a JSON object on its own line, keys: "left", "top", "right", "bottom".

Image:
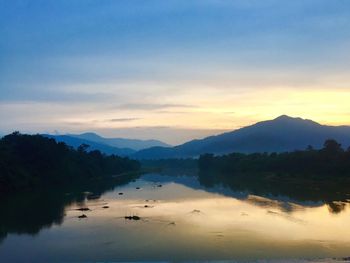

{"left": 1, "top": 173, "right": 350, "bottom": 262}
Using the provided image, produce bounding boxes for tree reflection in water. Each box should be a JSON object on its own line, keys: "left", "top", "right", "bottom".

{"left": 198, "top": 170, "right": 350, "bottom": 214}
{"left": 0, "top": 174, "right": 139, "bottom": 244}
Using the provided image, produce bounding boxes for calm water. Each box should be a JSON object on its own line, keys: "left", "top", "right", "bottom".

{"left": 1, "top": 173, "right": 350, "bottom": 262}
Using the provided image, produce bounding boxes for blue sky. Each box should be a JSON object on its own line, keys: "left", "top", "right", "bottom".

{"left": 1, "top": 0, "right": 350, "bottom": 144}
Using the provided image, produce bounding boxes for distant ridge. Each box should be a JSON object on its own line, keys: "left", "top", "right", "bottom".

{"left": 43, "top": 134, "right": 135, "bottom": 156}
{"left": 44, "top": 132, "right": 170, "bottom": 156}
{"left": 132, "top": 115, "right": 350, "bottom": 159}
{"left": 68, "top": 132, "right": 170, "bottom": 151}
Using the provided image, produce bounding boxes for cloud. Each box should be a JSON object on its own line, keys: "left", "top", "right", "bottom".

{"left": 107, "top": 118, "right": 140, "bottom": 122}
{"left": 116, "top": 103, "right": 197, "bottom": 111}
{"left": 0, "top": 88, "right": 117, "bottom": 103}
{"left": 64, "top": 118, "right": 141, "bottom": 125}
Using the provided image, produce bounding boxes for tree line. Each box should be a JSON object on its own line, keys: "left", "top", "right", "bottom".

{"left": 0, "top": 132, "right": 140, "bottom": 194}
{"left": 198, "top": 139, "right": 350, "bottom": 177}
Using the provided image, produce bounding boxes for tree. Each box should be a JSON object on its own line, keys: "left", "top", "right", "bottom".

{"left": 198, "top": 153, "right": 214, "bottom": 170}
{"left": 306, "top": 145, "right": 314, "bottom": 151}
{"left": 77, "top": 143, "right": 90, "bottom": 153}
{"left": 323, "top": 139, "right": 343, "bottom": 155}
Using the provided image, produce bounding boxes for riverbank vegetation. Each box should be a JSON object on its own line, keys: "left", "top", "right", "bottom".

{"left": 199, "top": 139, "right": 350, "bottom": 176}
{"left": 0, "top": 132, "right": 140, "bottom": 194}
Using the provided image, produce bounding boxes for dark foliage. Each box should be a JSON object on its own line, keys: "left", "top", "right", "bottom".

{"left": 198, "top": 139, "right": 350, "bottom": 176}
{"left": 141, "top": 158, "right": 198, "bottom": 175}
{"left": 0, "top": 132, "right": 140, "bottom": 193}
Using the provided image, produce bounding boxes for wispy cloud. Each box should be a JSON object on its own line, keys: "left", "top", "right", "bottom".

{"left": 107, "top": 118, "right": 140, "bottom": 122}
{"left": 116, "top": 103, "right": 196, "bottom": 111}
{"left": 0, "top": 89, "right": 117, "bottom": 103}
{"left": 64, "top": 118, "right": 141, "bottom": 125}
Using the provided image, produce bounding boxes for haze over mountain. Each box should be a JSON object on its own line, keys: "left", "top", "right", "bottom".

{"left": 68, "top": 132, "right": 170, "bottom": 151}
{"left": 44, "top": 134, "right": 135, "bottom": 156}
{"left": 132, "top": 115, "right": 350, "bottom": 159}
{"left": 44, "top": 133, "right": 170, "bottom": 156}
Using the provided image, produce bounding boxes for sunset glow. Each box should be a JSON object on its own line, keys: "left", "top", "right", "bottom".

{"left": 1, "top": 1, "right": 350, "bottom": 144}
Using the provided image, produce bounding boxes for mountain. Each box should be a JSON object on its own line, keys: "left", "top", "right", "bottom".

{"left": 132, "top": 115, "right": 350, "bottom": 159}
{"left": 67, "top": 132, "right": 170, "bottom": 151}
{"left": 43, "top": 135, "right": 135, "bottom": 156}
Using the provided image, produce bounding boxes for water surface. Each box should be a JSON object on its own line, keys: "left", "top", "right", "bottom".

{"left": 1, "top": 173, "right": 350, "bottom": 262}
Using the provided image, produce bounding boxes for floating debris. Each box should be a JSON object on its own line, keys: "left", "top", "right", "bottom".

{"left": 144, "top": 205, "right": 153, "bottom": 208}
{"left": 102, "top": 206, "right": 109, "bottom": 209}
{"left": 76, "top": 207, "right": 90, "bottom": 211}
{"left": 267, "top": 210, "right": 278, "bottom": 215}
{"left": 87, "top": 194, "right": 100, "bottom": 200}
{"left": 191, "top": 209, "right": 201, "bottom": 213}
{"left": 124, "top": 215, "right": 141, "bottom": 221}
{"left": 168, "top": 222, "right": 176, "bottom": 226}
{"left": 266, "top": 210, "right": 306, "bottom": 224}
{"left": 78, "top": 214, "right": 88, "bottom": 219}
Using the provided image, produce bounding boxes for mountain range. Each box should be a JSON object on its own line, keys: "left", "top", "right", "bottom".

{"left": 45, "top": 115, "right": 350, "bottom": 159}
{"left": 67, "top": 132, "right": 170, "bottom": 151}
{"left": 132, "top": 115, "right": 350, "bottom": 159}
{"left": 43, "top": 134, "right": 134, "bottom": 156}
{"left": 44, "top": 133, "right": 170, "bottom": 156}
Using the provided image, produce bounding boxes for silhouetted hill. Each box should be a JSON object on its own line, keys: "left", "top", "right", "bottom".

{"left": 44, "top": 135, "right": 135, "bottom": 156}
{"left": 67, "top": 132, "right": 170, "bottom": 150}
{"left": 133, "top": 115, "right": 350, "bottom": 159}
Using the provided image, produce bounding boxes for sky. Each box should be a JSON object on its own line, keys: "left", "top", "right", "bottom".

{"left": 1, "top": 0, "right": 350, "bottom": 144}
